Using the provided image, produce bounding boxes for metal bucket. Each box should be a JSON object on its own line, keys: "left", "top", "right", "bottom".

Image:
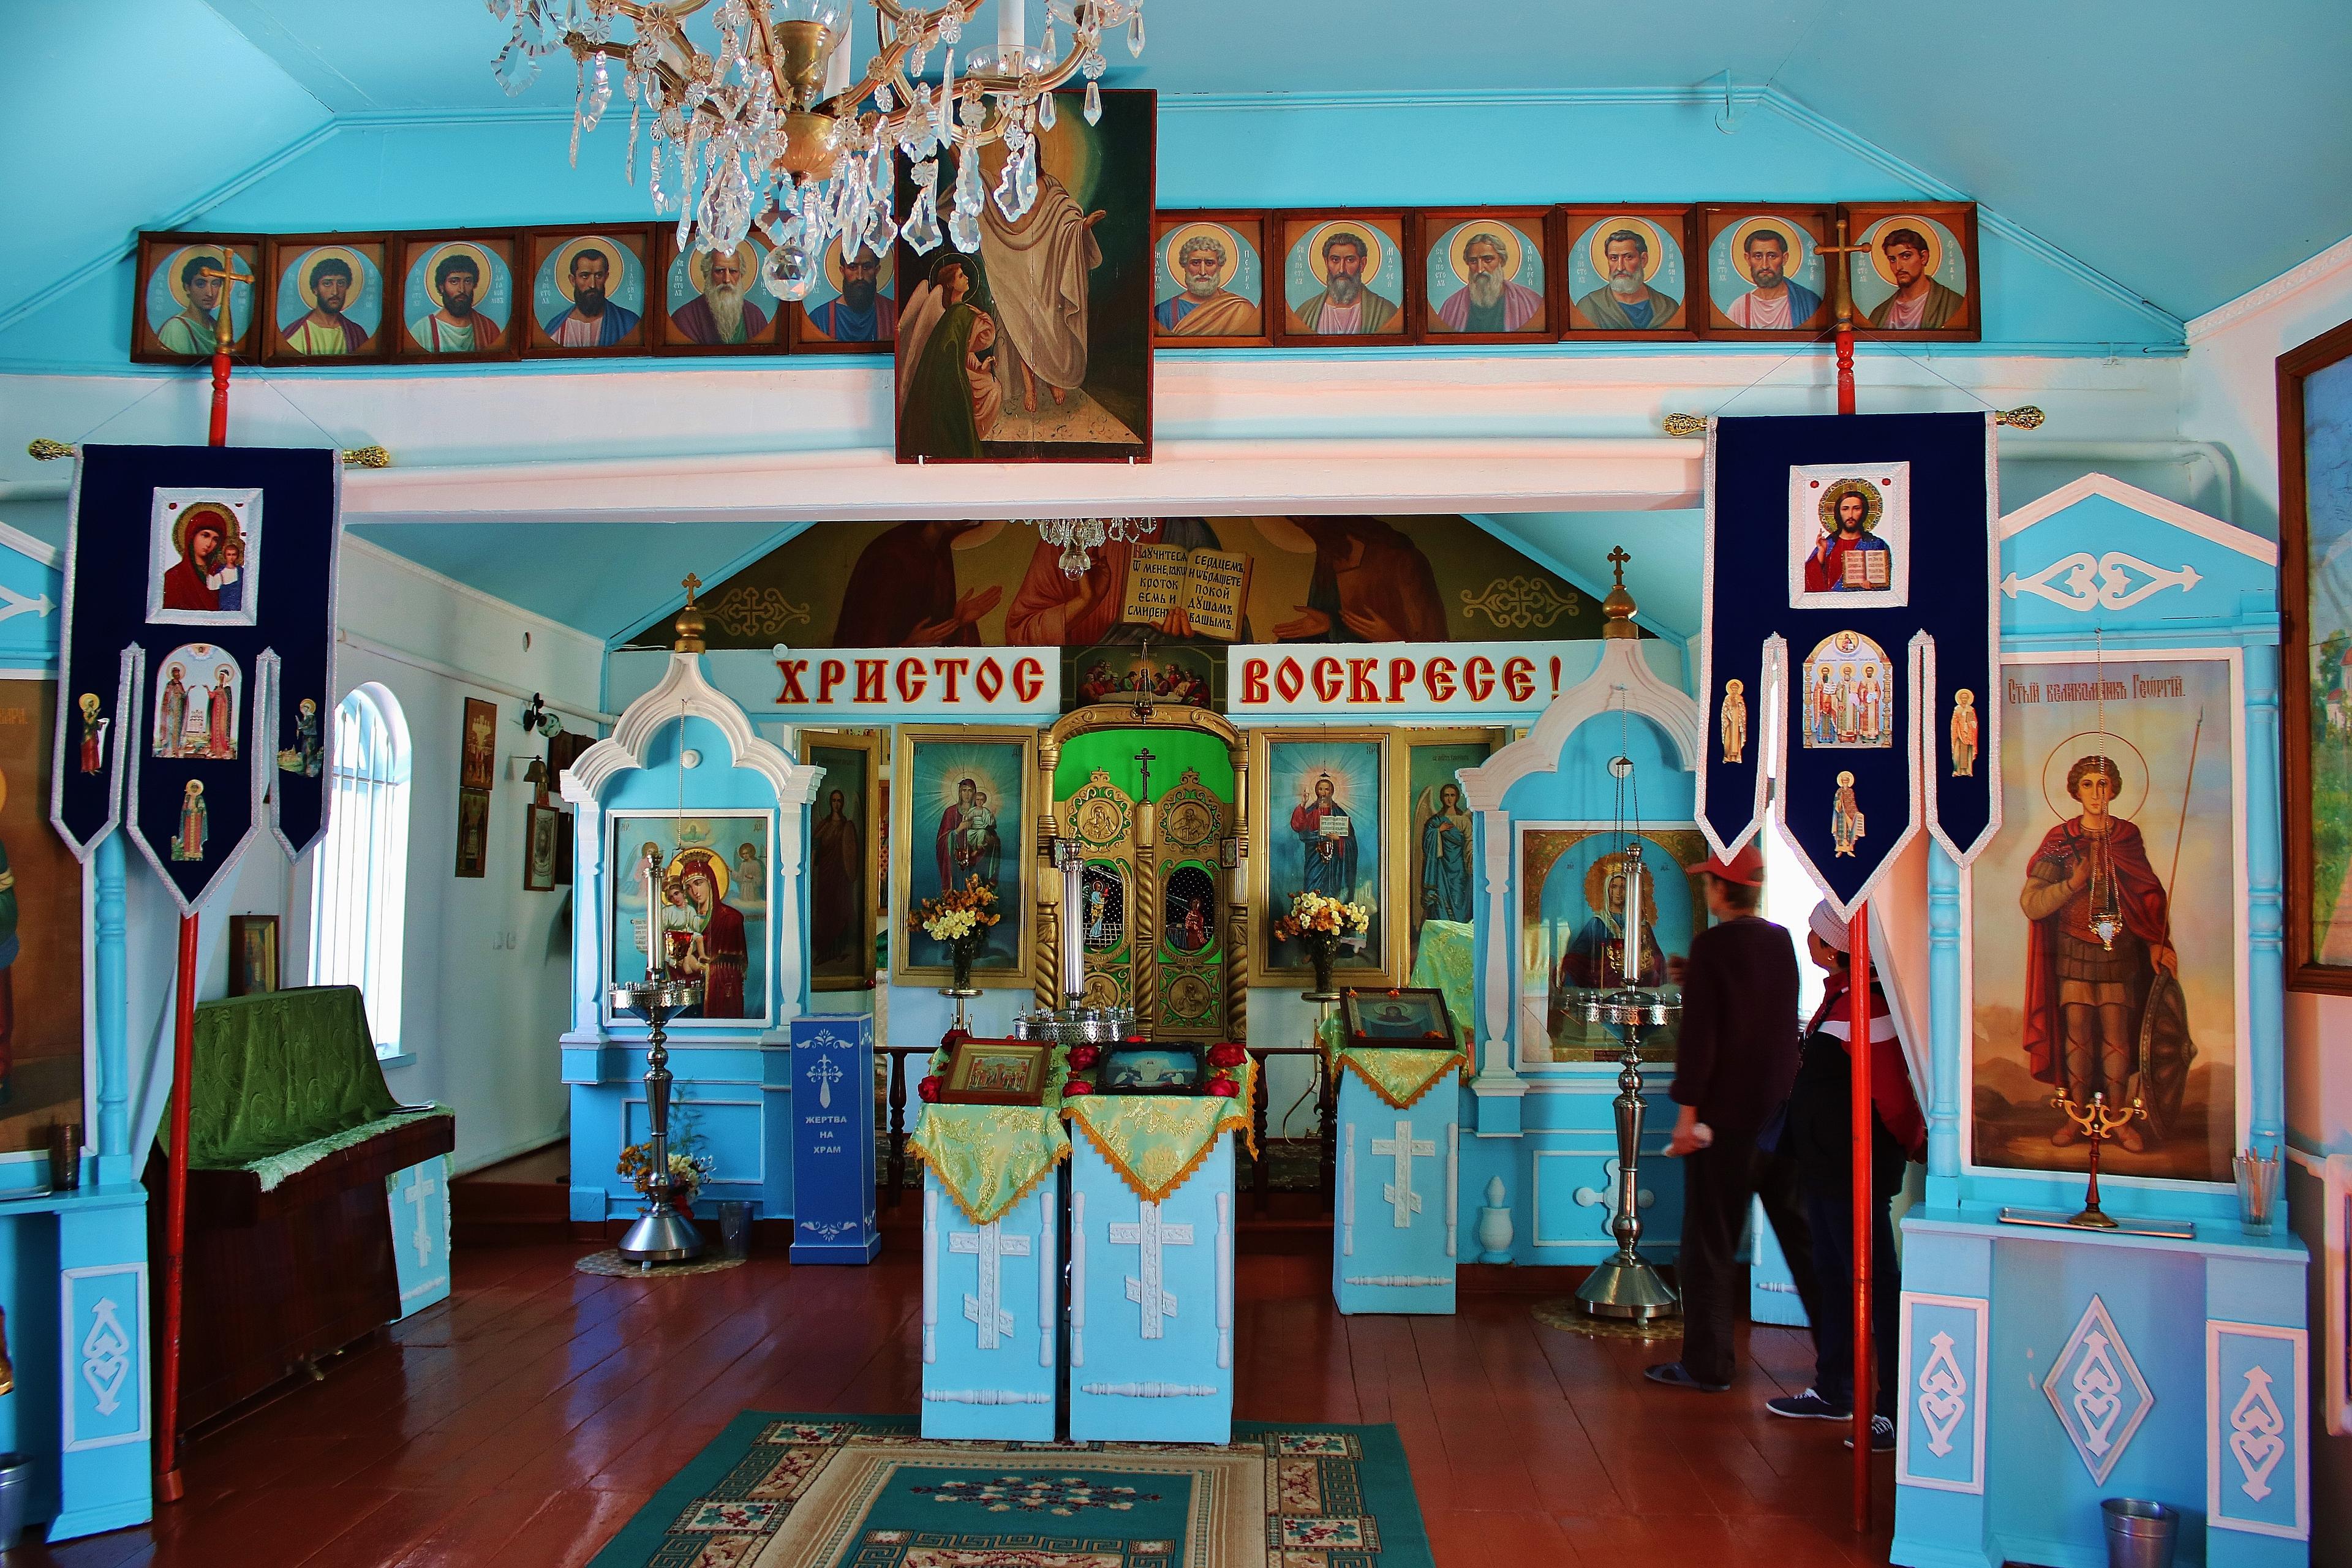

{"left": 0, "top": 1452, "right": 31, "bottom": 1548}
{"left": 2101, "top": 1498, "right": 2179, "bottom": 1568}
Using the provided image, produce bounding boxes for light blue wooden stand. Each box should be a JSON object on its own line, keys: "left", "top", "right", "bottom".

{"left": 919, "top": 1163, "right": 1060, "bottom": 1441}
{"left": 1068, "top": 1134, "right": 1235, "bottom": 1444}
{"left": 1332, "top": 1068, "right": 1460, "bottom": 1315}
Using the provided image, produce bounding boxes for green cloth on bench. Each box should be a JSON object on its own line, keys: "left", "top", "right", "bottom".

{"left": 181, "top": 987, "right": 450, "bottom": 1190}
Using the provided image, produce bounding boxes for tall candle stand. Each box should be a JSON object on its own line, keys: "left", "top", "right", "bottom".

{"left": 2052, "top": 1090, "right": 2144, "bottom": 1230}
{"left": 615, "top": 848, "right": 706, "bottom": 1265}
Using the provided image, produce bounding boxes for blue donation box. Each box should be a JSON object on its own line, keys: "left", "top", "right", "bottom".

{"left": 1333, "top": 1047, "right": 1464, "bottom": 1315}
{"left": 386, "top": 1155, "right": 453, "bottom": 1318}
{"left": 790, "top": 1016, "right": 880, "bottom": 1264}
{"left": 1068, "top": 1135, "right": 1238, "bottom": 1445}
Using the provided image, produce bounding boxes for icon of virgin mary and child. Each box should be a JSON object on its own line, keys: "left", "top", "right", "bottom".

{"left": 159, "top": 502, "right": 251, "bottom": 615}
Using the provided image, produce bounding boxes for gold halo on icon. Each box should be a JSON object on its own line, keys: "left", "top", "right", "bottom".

{"left": 164, "top": 245, "right": 241, "bottom": 309}
{"left": 1861, "top": 215, "right": 1948, "bottom": 285}
{"left": 170, "top": 500, "right": 243, "bottom": 560}
{"left": 1581, "top": 850, "right": 1660, "bottom": 925}
{"left": 1814, "top": 477, "right": 1887, "bottom": 536}
{"left": 549, "top": 235, "right": 630, "bottom": 302}
{"left": 2040, "top": 732, "right": 2150, "bottom": 824}
{"left": 1724, "top": 216, "right": 1811, "bottom": 284}
{"left": 687, "top": 240, "right": 761, "bottom": 296}
{"left": 666, "top": 846, "right": 731, "bottom": 903}
{"left": 1586, "top": 216, "right": 1667, "bottom": 283}
{"left": 288, "top": 246, "right": 368, "bottom": 310}
{"left": 1444, "top": 221, "right": 1526, "bottom": 285}
{"left": 420, "top": 242, "right": 497, "bottom": 309}
{"left": 1161, "top": 222, "right": 1243, "bottom": 292}
{"left": 823, "top": 239, "right": 896, "bottom": 293}
{"left": 1302, "top": 222, "right": 1385, "bottom": 287}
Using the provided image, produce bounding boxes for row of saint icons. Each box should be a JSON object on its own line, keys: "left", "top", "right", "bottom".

{"left": 1714, "top": 674, "right": 1980, "bottom": 775}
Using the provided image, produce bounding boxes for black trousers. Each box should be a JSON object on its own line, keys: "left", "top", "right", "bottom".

{"left": 1806, "top": 1189, "right": 1901, "bottom": 1419}
{"left": 1678, "top": 1131, "right": 1823, "bottom": 1386}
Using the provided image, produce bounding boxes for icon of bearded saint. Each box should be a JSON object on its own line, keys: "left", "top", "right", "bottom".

{"left": 672, "top": 246, "right": 771, "bottom": 345}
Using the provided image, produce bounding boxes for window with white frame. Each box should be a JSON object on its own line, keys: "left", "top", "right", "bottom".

{"left": 309, "top": 684, "right": 412, "bottom": 1058}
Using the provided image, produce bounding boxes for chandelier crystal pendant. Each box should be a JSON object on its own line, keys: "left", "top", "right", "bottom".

{"left": 1022, "top": 516, "right": 1156, "bottom": 576}
{"left": 488, "top": 0, "right": 1150, "bottom": 299}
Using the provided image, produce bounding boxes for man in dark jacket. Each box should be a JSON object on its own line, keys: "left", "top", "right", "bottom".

{"left": 1769, "top": 900, "right": 1928, "bottom": 1450}
{"left": 1645, "top": 842, "right": 1812, "bottom": 1393}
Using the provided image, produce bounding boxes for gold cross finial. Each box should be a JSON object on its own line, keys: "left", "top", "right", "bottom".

{"left": 1607, "top": 546, "right": 1630, "bottom": 587}
{"left": 1601, "top": 546, "right": 1638, "bottom": 639}
{"left": 673, "top": 574, "right": 707, "bottom": 654}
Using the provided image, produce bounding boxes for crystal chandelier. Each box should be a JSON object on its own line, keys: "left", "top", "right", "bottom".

{"left": 488, "top": 0, "right": 1149, "bottom": 300}
{"left": 1024, "top": 516, "right": 1156, "bottom": 575}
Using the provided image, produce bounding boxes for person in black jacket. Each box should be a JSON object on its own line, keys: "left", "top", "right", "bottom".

{"left": 1644, "top": 842, "right": 1817, "bottom": 1394}
{"left": 1768, "top": 901, "right": 1928, "bottom": 1450}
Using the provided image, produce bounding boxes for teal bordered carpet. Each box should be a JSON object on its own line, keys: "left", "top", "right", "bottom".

{"left": 589, "top": 1412, "right": 1436, "bottom": 1568}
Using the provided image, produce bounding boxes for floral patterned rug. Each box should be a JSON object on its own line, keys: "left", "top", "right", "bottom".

{"left": 588, "top": 1413, "right": 1433, "bottom": 1568}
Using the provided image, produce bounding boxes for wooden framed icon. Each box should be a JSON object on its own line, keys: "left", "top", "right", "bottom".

{"left": 652, "top": 228, "right": 786, "bottom": 354}
{"left": 802, "top": 729, "right": 883, "bottom": 990}
{"left": 459, "top": 697, "right": 497, "bottom": 792}
{"left": 785, "top": 232, "right": 897, "bottom": 355}
{"left": 2281, "top": 313, "right": 2352, "bottom": 992}
{"left": 1839, "top": 201, "right": 1981, "bottom": 342}
{"left": 1150, "top": 211, "right": 1272, "bottom": 348}
{"left": 1416, "top": 208, "right": 1555, "bottom": 344}
{"left": 1098, "top": 1041, "right": 1207, "bottom": 1095}
{"left": 261, "top": 234, "right": 392, "bottom": 364}
{"left": 1247, "top": 727, "right": 1404, "bottom": 986}
{"left": 523, "top": 802, "right": 562, "bottom": 892}
{"left": 454, "top": 788, "right": 490, "bottom": 878}
{"left": 938, "top": 1037, "right": 1053, "bottom": 1106}
{"left": 1558, "top": 205, "right": 1698, "bottom": 340}
{"left": 227, "top": 913, "right": 281, "bottom": 997}
{"left": 390, "top": 231, "right": 522, "bottom": 362}
{"left": 1273, "top": 211, "right": 1414, "bottom": 346}
{"left": 1695, "top": 205, "right": 1834, "bottom": 339}
{"left": 520, "top": 224, "right": 655, "bottom": 358}
{"left": 1340, "top": 986, "right": 1455, "bottom": 1049}
{"left": 890, "top": 725, "right": 1040, "bottom": 988}
{"left": 132, "top": 233, "right": 262, "bottom": 365}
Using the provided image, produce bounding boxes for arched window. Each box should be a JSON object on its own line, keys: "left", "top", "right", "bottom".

{"left": 309, "top": 684, "right": 412, "bottom": 1057}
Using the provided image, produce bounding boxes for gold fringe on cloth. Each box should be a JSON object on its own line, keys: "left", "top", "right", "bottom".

{"left": 907, "top": 1102, "right": 1073, "bottom": 1226}
{"left": 1061, "top": 1061, "right": 1258, "bottom": 1204}
{"left": 1332, "top": 1047, "right": 1468, "bottom": 1110}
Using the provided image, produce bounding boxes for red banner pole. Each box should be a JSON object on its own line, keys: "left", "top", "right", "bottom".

{"left": 157, "top": 258, "right": 236, "bottom": 1502}
{"left": 1848, "top": 905, "right": 1873, "bottom": 1531}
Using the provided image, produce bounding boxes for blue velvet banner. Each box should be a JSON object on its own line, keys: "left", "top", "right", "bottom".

{"left": 51, "top": 444, "right": 342, "bottom": 911}
{"left": 1696, "top": 412, "right": 1998, "bottom": 914}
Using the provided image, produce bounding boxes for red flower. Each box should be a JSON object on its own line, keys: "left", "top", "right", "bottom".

{"left": 1061, "top": 1079, "right": 1094, "bottom": 1098}
{"left": 918, "top": 1074, "right": 944, "bottom": 1103}
{"left": 1068, "top": 1044, "right": 1102, "bottom": 1069}
{"left": 1207, "top": 1042, "right": 1246, "bottom": 1069}
{"left": 1206, "top": 1074, "right": 1240, "bottom": 1099}
{"left": 940, "top": 1027, "right": 970, "bottom": 1047}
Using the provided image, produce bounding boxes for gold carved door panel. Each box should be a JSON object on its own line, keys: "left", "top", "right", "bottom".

{"left": 1063, "top": 770, "right": 1136, "bottom": 1013}
{"left": 1153, "top": 767, "right": 1227, "bottom": 1042}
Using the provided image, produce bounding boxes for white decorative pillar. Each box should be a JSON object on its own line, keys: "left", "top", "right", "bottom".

{"left": 1471, "top": 808, "right": 1525, "bottom": 1112}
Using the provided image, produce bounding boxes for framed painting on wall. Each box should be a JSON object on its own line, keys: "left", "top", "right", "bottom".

{"left": 786, "top": 233, "right": 897, "bottom": 354}
{"left": 2282, "top": 315, "right": 2352, "bottom": 992}
{"left": 1417, "top": 208, "right": 1554, "bottom": 344}
{"left": 228, "top": 913, "right": 281, "bottom": 996}
{"left": 804, "top": 729, "right": 882, "bottom": 991}
{"left": 894, "top": 88, "right": 1155, "bottom": 463}
{"left": 1841, "top": 202, "right": 1980, "bottom": 342}
{"left": 522, "top": 803, "right": 561, "bottom": 892}
{"left": 1968, "top": 650, "right": 2243, "bottom": 1183}
{"left": 1150, "top": 211, "right": 1270, "bottom": 348}
{"left": 1396, "top": 727, "right": 1506, "bottom": 978}
{"left": 1274, "top": 211, "right": 1412, "bottom": 347}
{"left": 890, "top": 726, "right": 1039, "bottom": 987}
{"left": 1514, "top": 822, "right": 1708, "bottom": 1068}
{"left": 459, "top": 698, "right": 497, "bottom": 792}
{"left": 454, "top": 787, "right": 489, "bottom": 878}
{"left": 1246, "top": 728, "right": 1402, "bottom": 986}
{"left": 0, "top": 679, "right": 86, "bottom": 1158}
{"left": 521, "top": 224, "right": 654, "bottom": 358}
{"left": 1695, "top": 205, "right": 1833, "bottom": 339}
{"left": 262, "top": 234, "right": 391, "bottom": 364}
{"left": 391, "top": 232, "right": 521, "bottom": 362}
{"left": 607, "top": 809, "right": 775, "bottom": 1027}
{"left": 653, "top": 230, "right": 785, "bottom": 353}
{"left": 132, "top": 233, "right": 261, "bottom": 364}
{"left": 1559, "top": 205, "right": 1696, "bottom": 339}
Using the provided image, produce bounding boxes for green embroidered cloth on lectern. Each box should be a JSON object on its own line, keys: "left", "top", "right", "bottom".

{"left": 175, "top": 987, "right": 451, "bottom": 1190}
{"left": 1316, "top": 1010, "right": 1468, "bottom": 1110}
{"left": 1061, "top": 1059, "right": 1257, "bottom": 1203}
{"left": 908, "top": 1102, "right": 1071, "bottom": 1225}
{"left": 1407, "top": 918, "right": 1477, "bottom": 1041}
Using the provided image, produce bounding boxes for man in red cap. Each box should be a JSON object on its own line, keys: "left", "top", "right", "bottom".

{"left": 1645, "top": 839, "right": 1813, "bottom": 1393}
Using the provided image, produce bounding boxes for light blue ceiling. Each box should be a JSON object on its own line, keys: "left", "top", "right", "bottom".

{"left": 131, "top": 0, "right": 2352, "bottom": 323}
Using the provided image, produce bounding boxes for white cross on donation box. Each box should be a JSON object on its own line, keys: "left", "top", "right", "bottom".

{"left": 402, "top": 1163, "right": 440, "bottom": 1265}
{"left": 805, "top": 1055, "right": 844, "bottom": 1110}
{"left": 1109, "top": 1200, "right": 1194, "bottom": 1340}
{"left": 949, "top": 1220, "right": 1030, "bottom": 1351}
{"left": 1371, "top": 1120, "right": 1434, "bottom": 1228}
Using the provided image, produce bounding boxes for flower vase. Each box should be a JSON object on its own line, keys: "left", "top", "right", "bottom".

{"left": 950, "top": 942, "right": 976, "bottom": 993}
{"left": 1310, "top": 943, "right": 1336, "bottom": 999}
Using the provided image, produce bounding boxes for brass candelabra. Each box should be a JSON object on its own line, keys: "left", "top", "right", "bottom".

{"left": 2052, "top": 1090, "right": 2145, "bottom": 1229}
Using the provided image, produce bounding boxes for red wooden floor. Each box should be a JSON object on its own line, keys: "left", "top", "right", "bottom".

{"left": 23, "top": 1242, "right": 1898, "bottom": 1567}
